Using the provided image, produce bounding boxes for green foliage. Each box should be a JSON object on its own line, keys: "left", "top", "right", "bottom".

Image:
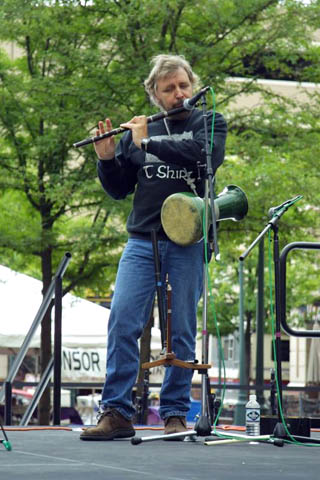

{"left": 206, "top": 86, "right": 320, "bottom": 337}
{"left": 0, "top": 0, "right": 319, "bottom": 329}
{"left": 0, "top": 0, "right": 133, "bottom": 296}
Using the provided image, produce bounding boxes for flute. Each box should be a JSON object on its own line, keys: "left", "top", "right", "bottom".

{"left": 73, "top": 86, "right": 210, "bottom": 148}
{"left": 73, "top": 105, "right": 187, "bottom": 148}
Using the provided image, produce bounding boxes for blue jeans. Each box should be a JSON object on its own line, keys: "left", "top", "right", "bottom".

{"left": 101, "top": 237, "right": 204, "bottom": 420}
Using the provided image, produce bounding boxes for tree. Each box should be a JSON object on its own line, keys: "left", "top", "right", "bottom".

{"left": 0, "top": 1, "right": 133, "bottom": 422}
{"left": 206, "top": 88, "right": 320, "bottom": 381}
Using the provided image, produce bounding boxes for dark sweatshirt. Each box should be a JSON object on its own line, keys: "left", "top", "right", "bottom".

{"left": 97, "top": 109, "right": 227, "bottom": 238}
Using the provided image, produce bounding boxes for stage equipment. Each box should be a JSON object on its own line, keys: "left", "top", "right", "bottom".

{"left": 150, "top": 229, "right": 167, "bottom": 350}
{"left": 72, "top": 87, "right": 210, "bottom": 148}
{"left": 161, "top": 185, "right": 248, "bottom": 246}
{"left": 277, "top": 240, "right": 320, "bottom": 442}
{"left": 0, "top": 419, "right": 11, "bottom": 451}
{"left": 239, "top": 195, "right": 320, "bottom": 446}
{"left": 132, "top": 430, "right": 284, "bottom": 446}
{"left": 204, "top": 433, "right": 284, "bottom": 447}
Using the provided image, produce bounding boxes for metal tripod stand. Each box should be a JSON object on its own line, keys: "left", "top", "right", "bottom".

{"left": 132, "top": 91, "right": 221, "bottom": 445}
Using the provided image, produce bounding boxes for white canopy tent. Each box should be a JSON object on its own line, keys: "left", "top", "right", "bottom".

{"left": 0, "top": 265, "right": 162, "bottom": 383}
{"left": 0, "top": 264, "right": 111, "bottom": 349}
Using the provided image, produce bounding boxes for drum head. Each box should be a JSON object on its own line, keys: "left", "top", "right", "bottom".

{"left": 161, "top": 193, "right": 204, "bottom": 246}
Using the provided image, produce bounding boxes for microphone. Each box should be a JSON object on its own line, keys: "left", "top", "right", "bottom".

{"left": 183, "top": 86, "right": 210, "bottom": 111}
{"left": 268, "top": 195, "right": 302, "bottom": 218}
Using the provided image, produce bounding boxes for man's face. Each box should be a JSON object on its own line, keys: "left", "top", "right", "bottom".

{"left": 154, "top": 67, "right": 193, "bottom": 113}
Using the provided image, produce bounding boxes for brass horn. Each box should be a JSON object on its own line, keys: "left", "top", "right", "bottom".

{"left": 161, "top": 185, "right": 248, "bottom": 246}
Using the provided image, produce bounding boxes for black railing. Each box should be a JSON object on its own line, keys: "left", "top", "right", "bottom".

{"left": 280, "top": 241, "right": 320, "bottom": 337}
{"left": 0, "top": 253, "right": 71, "bottom": 425}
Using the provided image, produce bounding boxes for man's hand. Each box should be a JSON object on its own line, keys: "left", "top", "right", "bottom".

{"left": 94, "top": 118, "right": 116, "bottom": 160}
{"left": 120, "top": 115, "right": 148, "bottom": 149}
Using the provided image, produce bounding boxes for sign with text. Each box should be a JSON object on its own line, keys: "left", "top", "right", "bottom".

{"left": 61, "top": 347, "right": 106, "bottom": 382}
{"left": 61, "top": 347, "right": 165, "bottom": 384}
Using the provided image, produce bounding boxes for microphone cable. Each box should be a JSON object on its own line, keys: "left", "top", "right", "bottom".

{"left": 202, "top": 87, "right": 228, "bottom": 435}
{"left": 202, "top": 83, "right": 227, "bottom": 429}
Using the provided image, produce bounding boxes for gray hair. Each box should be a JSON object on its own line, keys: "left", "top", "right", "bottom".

{"left": 144, "top": 54, "right": 200, "bottom": 107}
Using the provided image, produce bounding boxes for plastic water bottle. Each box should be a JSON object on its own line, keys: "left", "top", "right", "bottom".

{"left": 245, "top": 394, "right": 260, "bottom": 436}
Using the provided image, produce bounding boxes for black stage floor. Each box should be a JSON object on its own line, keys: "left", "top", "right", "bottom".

{"left": 1, "top": 425, "right": 320, "bottom": 480}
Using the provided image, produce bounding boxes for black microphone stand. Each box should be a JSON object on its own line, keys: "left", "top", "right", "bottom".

{"left": 193, "top": 92, "right": 220, "bottom": 437}
{"left": 239, "top": 195, "right": 302, "bottom": 438}
{"left": 132, "top": 90, "right": 220, "bottom": 445}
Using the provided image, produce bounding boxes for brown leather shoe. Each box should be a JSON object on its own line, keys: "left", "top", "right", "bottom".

{"left": 80, "top": 408, "right": 135, "bottom": 441}
{"left": 164, "top": 416, "right": 187, "bottom": 440}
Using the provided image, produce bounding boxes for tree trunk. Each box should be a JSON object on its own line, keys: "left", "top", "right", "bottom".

{"left": 38, "top": 247, "right": 53, "bottom": 425}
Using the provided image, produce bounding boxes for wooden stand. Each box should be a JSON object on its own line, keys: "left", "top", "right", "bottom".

{"left": 142, "top": 356, "right": 211, "bottom": 370}
{"left": 142, "top": 276, "right": 211, "bottom": 372}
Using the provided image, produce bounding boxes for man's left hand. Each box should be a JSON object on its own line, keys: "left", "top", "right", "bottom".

{"left": 120, "top": 115, "right": 148, "bottom": 149}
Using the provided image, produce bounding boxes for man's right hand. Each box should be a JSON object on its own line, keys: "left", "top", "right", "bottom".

{"left": 94, "top": 118, "right": 116, "bottom": 160}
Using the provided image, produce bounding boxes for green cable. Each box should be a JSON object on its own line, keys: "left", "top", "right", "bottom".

{"left": 267, "top": 228, "right": 319, "bottom": 447}
{"left": 203, "top": 82, "right": 227, "bottom": 432}
{"left": 201, "top": 86, "right": 251, "bottom": 441}
{"left": 201, "top": 86, "right": 230, "bottom": 438}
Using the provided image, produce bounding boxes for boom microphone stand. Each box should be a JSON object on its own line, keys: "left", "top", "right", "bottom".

{"left": 239, "top": 195, "right": 303, "bottom": 437}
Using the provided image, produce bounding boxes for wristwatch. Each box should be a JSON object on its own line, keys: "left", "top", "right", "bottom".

{"left": 141, "top": 137, "right": 151, "bottom": 152}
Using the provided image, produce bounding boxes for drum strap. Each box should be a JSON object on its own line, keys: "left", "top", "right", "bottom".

{"left": 163, "top": 118, "right": 199, "bottom": 197}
